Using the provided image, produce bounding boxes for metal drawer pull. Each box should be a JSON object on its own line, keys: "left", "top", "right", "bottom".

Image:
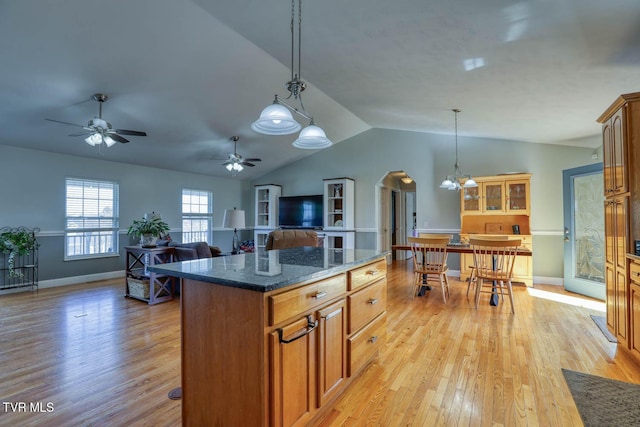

{"left": 312, "top": 291, "right": 327, "bottom": 299}
{"left": 368, "top": 336, "right": 378, "bottom": 344}
{"left": 633, "top": 271, "right": 640, "bottom": 277}
{"left": 278, "top": 315, "right": 318, "bottom": 344}
{"left": 367, "top": 298, "right": 378, "bottom": 305}
{"left": 367, "top": 270, "right": 379, "bottom": 276}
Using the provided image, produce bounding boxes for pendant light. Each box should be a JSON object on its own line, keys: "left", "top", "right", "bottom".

{"left": 251, "top": 0, "right": 332, "bottom": 149}
{"left": 439, "top": 109, "right": 477, "bottom": 191}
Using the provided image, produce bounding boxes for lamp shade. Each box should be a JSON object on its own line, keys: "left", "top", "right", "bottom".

{"left": 251, "top": 103, "right": 301, "bottom": 135}
{"left": 292, "top": 124, "right": 333, "bottom": 149}
{"left": 223, "top": 209, "right": 246, "bottom": 230}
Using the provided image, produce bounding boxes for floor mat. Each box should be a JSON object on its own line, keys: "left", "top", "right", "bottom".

{"left": 590, "top": 314, "right": 617, "bottom": 343}
{"left": 562, "top": 368, "right": 640, "bottom": 427}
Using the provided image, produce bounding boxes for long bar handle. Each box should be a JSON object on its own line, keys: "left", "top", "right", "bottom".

{"left": 278, "top": 315, "right": 318, "bottom": 344}
{"left": 312, "top": 291, "right": 327, "bottom": 299}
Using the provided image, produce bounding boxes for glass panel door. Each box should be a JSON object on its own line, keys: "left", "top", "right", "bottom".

{"left": 563, "top": 163, "right": 605, "bottom": 299}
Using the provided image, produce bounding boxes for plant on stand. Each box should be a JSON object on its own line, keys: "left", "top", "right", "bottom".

{"left": 0, "top": 227, "right": 38, "bottom": 278}
{"left": 127, "top": 216, "right": 170, "bottom": 248}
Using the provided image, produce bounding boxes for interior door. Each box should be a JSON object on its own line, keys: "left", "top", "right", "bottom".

{"left": 378, "top": 186, "right": 390, "bottom": 252}
{"left": 562, "top": 163, "right": 605, "bottom": 300}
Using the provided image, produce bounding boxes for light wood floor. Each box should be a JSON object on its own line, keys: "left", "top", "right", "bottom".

{"left": 2, "top": 260, "right": 640, "bottom": 426}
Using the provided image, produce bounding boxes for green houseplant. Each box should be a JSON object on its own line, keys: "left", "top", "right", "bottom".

{"left": 0, "top": 227, "right": 38, "bottom": 278}
{"left": 127, "top": 216, "right": 170, "bottom": 247}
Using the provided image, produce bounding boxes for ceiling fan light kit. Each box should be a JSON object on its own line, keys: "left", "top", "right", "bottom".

{"left": 440, "top": 109, "right": 477, "bottom": 191}
{"left": 45, "top": 93, "right": 147, "bottom": 148}
{"left": 221, "top": 136, "right": 261, "bottom": 175}
{"left": 252, "top": 0, "right": 332, "bottom": 150}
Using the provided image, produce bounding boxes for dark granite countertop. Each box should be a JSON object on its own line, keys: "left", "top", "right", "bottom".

{"left": 147, "top": 247, "right": 388, "bottom": 292}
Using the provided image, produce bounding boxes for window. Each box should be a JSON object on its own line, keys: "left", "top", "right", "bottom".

{"left": 182, "top": 189, "right": 213, "bottom": 244}
{"left": 65, "top": 178, "right": 119, "bottom": 260}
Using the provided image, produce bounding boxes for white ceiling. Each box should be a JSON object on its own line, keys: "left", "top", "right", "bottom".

{"left": 1, "top": 0, "right": 638, "bottom": 180}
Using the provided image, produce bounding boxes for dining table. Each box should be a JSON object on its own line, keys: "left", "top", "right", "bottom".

{"left": 391, "top": 242, "right": 532, "bottom": 305}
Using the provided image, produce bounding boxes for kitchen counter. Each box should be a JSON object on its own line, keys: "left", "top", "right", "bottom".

{"left": 147, "top": 246, "right": 387, "bottom": 292}
{"left": 151, "top": 246, "right": 389, "bottom": 426}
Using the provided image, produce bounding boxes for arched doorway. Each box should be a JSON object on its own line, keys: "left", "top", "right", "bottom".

{"left": 376, "top": 171, "right": 416, "bottom": 260}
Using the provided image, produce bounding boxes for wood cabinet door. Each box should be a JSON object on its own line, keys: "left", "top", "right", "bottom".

{"left": 604, "top": 201, "right": 615, "bottom": 265}
{"left": 611, "top": 108, "right": 627, "bottom": 195}
{"left": 270, "top": 315, "right": 317, "bottom": 427}
{"left": 616, "top": 269, "right": 628, "bottom": 343}
{"left": 461, "top": 186, "right": 481, "bottom": 214}
{"left": 614, "top": 198, "right": 628, "bottom": 271}
{"left": 505, "top": 179, "right": 530, "bottom": 214}
{"left": 603, "top": 120, "right": 614, "bottom": 195}
{"left": 630, "top": 282, "right": 640, "bottom": 357}
{"left": 482, "top": 182, "right": 504, "bottom": 212}
{"left": 605, "top": 262, "right": 616, "bottom": 333}
{"left": 317, "top": 299, "right": 347, "bottom": 407}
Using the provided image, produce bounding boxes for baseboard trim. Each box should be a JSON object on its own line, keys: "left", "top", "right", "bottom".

{"left": 38, "top": 270, "right": 125, "bottom": 289}
{"left": 533, "top": 275, "right": 563, "bottom": 286}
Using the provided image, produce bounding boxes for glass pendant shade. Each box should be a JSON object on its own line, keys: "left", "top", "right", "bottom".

{"left": 251, "top": 103, "right": 301, "bottom": 135}
{"left": 463, "top": 178, "right": 478, "bottom": 188}
{"left": 84, "top": 133, "right": 102, "bottom": 146}
{"left": 440, "top": 178, "right": 453, "bottom": 188}
{"left": 292, "top": 124, "right": 332, "bottom": 149}
{"left": 103, "top": 135, "right": 117, "bottom": 147}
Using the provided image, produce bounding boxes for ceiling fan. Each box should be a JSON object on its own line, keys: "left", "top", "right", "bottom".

{"left": 221, "top": 136, "right": 261, "bottom": 173}
{"left": 45, "top": 93, "right": 147, "bottom": 147}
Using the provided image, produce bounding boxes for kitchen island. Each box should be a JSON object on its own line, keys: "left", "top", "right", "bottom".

{"left": 149, "top": 247, "right": 388, "bottom": 426}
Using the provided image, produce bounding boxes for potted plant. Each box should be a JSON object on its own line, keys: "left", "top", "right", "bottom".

{"left": 127, "top": 216, "right": 170, "bottom": 247}
{"left": 0, "top": 227, "right": 38, "bottom": 278}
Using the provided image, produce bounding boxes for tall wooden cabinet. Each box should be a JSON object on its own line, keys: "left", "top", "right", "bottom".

{"left": 459, "top": 173, "right": 533, "bottom": 287}
{"left": 598, "top": 92, "right": 640, "bottom": 352}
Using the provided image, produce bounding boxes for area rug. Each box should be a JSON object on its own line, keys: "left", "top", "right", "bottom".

{"left": 562, "top": 368, "right": 640, "bottom": 427}
{"left": 590, "top": 314, "right": 617, "bottom": 343}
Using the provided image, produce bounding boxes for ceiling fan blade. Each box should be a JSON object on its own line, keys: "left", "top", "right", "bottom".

{"left": 45, "top": 118, "right": 85, "bottom": 128}
{"left": 245, "top": 158, "right": 262, "bottom": 162}
{"left": 242, "top": 161, "right": 256, "bottom": 167}
{"left": 116, "top": 129, "right": 147, "bottom": 136}
{"left": 107, "top": 133, "right": 130, "bottom": 143}
{"left": 69, "top": 131, "right": 93, "bottom": 137}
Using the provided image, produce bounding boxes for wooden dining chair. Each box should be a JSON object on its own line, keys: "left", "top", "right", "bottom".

{"left": 408, "top": 235, "right": 451, "bottom": 303}
{"left": 469, "top": 238, "right": 521, "bottom": 313}
{"left": 466, "top": 235, "right": 510, "bottom": 297}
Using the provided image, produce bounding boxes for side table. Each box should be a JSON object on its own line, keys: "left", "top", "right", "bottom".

{"left": 124, "top": 245, "right": 176, "bottom": 305}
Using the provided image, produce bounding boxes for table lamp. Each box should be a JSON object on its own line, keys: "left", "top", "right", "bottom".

{"left": 223, "top": 208, "right": 245, "bottom": 254}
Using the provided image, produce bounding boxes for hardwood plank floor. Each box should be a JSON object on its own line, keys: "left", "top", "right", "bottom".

{"left": 1, "top": 260, "right": 639, "bottom": 426}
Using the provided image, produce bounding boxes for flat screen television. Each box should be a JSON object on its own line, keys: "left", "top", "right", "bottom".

{"left": 278, "top": 195, "right": 323, "bottom": 229}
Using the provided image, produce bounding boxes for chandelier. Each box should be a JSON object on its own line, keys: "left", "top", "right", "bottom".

{"left": 251, "top": 0, "right": 332, "bottom": 149}
{"left": 439, "top": 109, "right": 477, "bottom": 191}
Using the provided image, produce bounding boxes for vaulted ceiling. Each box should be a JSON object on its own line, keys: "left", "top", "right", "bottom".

{"left": 1, "top": 0, "right": 638, "bottom": 179}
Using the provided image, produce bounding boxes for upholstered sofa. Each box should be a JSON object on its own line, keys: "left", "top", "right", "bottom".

{"left": 265, "top": 230, "right": 319, "bottom": 250}
{"left": 168, "top": 241, "right": 222, "bottom": 261}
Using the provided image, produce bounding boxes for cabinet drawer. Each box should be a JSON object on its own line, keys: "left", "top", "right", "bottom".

{"left": 348, "top": 312, "right": 386, "bottom": 376}
{"left": 269, "top": 274, "right": 347, "bottom": 326}
{"left": 349, "top": 259, "right": 387, "bottom": 291}
{"left": 348, "top": 278, "right": 387, "bottom": 334}
{"left": 630, "top": 260, "right": 640, "bottom": 285}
